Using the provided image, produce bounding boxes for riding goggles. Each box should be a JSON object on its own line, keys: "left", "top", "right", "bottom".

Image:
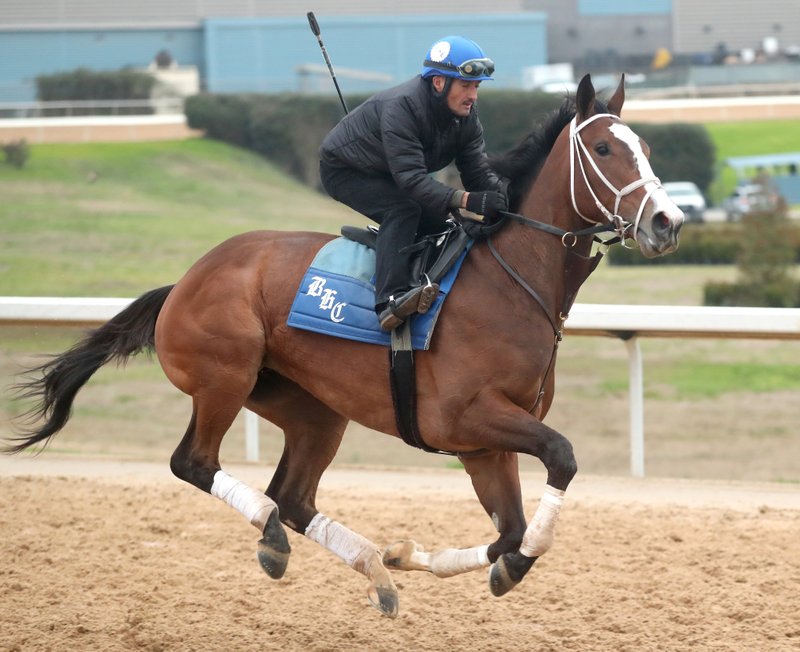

{"left": 423, "top": 57, "right": 495, "bottom": 79}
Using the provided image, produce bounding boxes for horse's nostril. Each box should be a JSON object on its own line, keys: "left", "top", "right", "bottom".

{"left": 653, "top": 212, "right": 671, "bottom": 232}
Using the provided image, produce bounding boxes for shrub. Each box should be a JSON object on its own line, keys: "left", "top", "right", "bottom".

{"left": 610, "top": 220, "right": 800, "bottom": 267}
{"left": 703, "top": 208, "right": 800, "bottom": 307}
{"left": 184, "top": 90, "right": 717, "bottom": 196}
{"left": 703, "top": 278, "right": 800, "bottom": 307}
{"left": 248, "top": 94, "right": 348, "bottom": 186}
{"left": 36, "top": 68, "right": 157, "bottom": 114}
{"left": 476, "top": 90, "right": 562, "bottom": 155}
{"left": 185, "top": 94, "right": 257, "bottom": 148}
{"left": 3, "top": 140, "right": 30, "bottom": 169}
{"left": 629, "top": 122, "right": 716, "bottom": 193}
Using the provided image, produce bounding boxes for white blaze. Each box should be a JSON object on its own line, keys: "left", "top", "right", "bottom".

{"left": 608, "top": 123, "right": 680, "bottom": 218}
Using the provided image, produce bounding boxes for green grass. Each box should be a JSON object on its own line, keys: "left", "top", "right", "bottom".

{"left": 705, "top": 120, "right": 800, "bottom": 160}
{"left": 599, "top": 360, "right": 800, "bottom": 398}
{"left": 0, "top": 139, "right": 364, "bottom": 296}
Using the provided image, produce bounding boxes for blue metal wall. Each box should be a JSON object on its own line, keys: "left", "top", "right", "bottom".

{"left": 0, "top": 14, "right": 546, "bottom": 101}
{"left": 204, "top": 14, "right": 547, "bottom": 94}
{"left": 578, "top": 0, "right": 671, "bottom": 16}
{"left": 0, "top": 27, "right": 202, "bottom": 101}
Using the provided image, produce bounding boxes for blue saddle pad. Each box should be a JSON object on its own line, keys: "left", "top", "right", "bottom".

{"left": 287, "top": 236, "right": 471, "bottom": 350}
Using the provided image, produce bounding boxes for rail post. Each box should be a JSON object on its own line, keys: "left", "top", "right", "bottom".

{"left": 624, "top": 336, "right": 645, "bottom": 477}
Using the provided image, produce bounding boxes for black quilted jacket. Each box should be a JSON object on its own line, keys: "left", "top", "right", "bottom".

{"left": 319, "top": 76, "right": 501, "bottom": 215}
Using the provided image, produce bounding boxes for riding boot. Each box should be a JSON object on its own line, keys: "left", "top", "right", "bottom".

{"left": 378, "top": 280, "right": 440, "bottom": 331}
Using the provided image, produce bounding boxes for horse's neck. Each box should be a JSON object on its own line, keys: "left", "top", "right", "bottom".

{"left": 492, "top": 177, "right": 594, "bottom": 317}
{"left": 520, "top": 161, "right": 592, "bottom": 250}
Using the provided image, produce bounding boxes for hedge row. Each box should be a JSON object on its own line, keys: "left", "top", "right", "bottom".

{"left": 630, "top": 122, "right": 716, "bottom": 194}
{"left": 704, "top": 279, "right": 800, "bottom": 307}
{"left": 185, "top": 91, "right": 716, "bottom": 192}
{"left": 37, "top": 68, "right": 156, "bottom": 102}
{"left": 608, "top": 222, "right": 800, "bottom": 266}
{"left": 186, "top": 92, "right": 363, "bottom": 187}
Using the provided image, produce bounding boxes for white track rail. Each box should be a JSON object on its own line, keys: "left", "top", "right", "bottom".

{"left": 2, "top": 297, "right": 799, "bottom": 476}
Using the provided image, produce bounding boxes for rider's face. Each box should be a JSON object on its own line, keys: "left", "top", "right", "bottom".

{"left": 433, "top": 77, "right": 481, "bottom": 117}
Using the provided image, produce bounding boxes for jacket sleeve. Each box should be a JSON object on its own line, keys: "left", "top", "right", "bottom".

{"left": 380, "top": 98, "right": 456, "bottom": 215}
{"left": 455, "top": 115, "right": 504, "bottom": 193}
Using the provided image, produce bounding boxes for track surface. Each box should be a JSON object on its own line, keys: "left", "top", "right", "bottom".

{"left": 2, "top": 456, "right": 799, "bottom": 651}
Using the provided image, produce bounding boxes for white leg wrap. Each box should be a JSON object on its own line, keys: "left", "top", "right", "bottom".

{"left": 210, "top": 470, "right": 276, "bottom": 532}
{"left": 411, "top": 545, "right": 491, "bottom": 578}
{"left": 519, "top": 485, "right": 565, "bottom": 558}
{"left": 305, "top": 513, "right": 379, "bottom": 577}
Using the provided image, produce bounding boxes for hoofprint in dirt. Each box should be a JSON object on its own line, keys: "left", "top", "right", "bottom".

{"left": 1, "top": 457, "right": 798, "bottom": 652}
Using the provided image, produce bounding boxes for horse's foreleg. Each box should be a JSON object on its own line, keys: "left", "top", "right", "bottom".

{"left": 489, "top": 485, "right": 564, "bottom": 596}
{"left": 383, "top": 540, "right": 490, "bottom": 577}
{"left": 479, "top": 403, "right": 576, "bottom": 597}
{"left": 383, "top": 451, "right": 525, "bottom": 579}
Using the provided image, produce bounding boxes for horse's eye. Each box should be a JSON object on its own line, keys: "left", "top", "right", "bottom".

{"left": 595, "top": 143, "right": 610, "bottom": 156}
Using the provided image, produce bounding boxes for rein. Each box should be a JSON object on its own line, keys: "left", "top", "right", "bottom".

{"left": 486, "top": 219, "right": 606, "bottom": 413}
{"left": 498, "top": 209, "right": 620, "bottom": 248}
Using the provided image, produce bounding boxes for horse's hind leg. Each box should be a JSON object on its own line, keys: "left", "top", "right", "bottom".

{"left": 383, "top": 451, "right": 527, "bottom": 578}
{"left": 169, "top": 386, "right": 290, "bottom": 579}
{"left": 247, "top": 370, "right": 399, "bottom": 618}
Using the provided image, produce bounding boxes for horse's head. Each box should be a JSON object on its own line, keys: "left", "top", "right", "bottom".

{"left": 568, "top": 74, "right": 684, "bottom": 257}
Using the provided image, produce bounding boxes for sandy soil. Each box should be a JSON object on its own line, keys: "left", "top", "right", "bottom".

{"left": 1, "top": 456, "right": 799, "bottom": 652}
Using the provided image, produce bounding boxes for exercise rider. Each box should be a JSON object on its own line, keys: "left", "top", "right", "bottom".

{"left": 319, "top": 35, "right": 507, "bottom": 331}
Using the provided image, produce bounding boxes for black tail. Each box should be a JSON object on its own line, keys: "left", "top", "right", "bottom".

{"left": 3, "top": 285, "right": 174, "bottom": 454}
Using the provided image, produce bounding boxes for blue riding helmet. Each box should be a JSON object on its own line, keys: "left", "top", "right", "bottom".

{"left": 421, "top": 36, "right": 495, "bottom": 81}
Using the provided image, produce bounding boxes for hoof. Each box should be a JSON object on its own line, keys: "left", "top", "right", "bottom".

{"left": 256, "top": 509, "right": 291, "bottom": 580}
{"left": 367, "top": 583, "right": 399, "bottom": 619}
{"left": 489, "top": 551, "right": 536, "bottom": 597}
{"left": 382, "top": 540, "right": 422, "bottom": 570}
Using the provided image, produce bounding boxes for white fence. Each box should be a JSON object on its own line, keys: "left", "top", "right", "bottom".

{"left": 0, "top": 99, "right": 185, "bottom": 118}
{"left": 2, "top": 297, "right": 799, "bottom": 476}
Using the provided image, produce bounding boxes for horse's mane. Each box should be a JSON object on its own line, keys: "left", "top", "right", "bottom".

{"left": 489, "top": 96, "right": 610, "bottom": 212}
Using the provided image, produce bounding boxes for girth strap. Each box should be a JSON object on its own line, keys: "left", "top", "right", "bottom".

{"left": 388, "top": 315, "right": 489, "bottom": 457}
{"left": 389, "top": 322, "right": 455, "bottom": 455}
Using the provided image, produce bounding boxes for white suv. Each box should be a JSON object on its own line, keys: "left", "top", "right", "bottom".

{"left": 662, "top": 181, "right": 706, "bottom": 223}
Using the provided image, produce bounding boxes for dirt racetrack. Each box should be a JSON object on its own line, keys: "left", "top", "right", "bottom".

{"left": 1, "top": 456, "right": 799, "bottom": 652}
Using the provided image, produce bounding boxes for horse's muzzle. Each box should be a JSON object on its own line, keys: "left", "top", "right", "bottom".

{"left": 637, "top": 209, "right": 684, "bottom": 258}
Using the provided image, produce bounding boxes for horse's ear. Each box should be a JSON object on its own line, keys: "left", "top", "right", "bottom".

{"left": 575, "top": 74, "right": 596, "bottom": 123}
{"left": 607, "top": 74, "right": 626, "bottom": 117}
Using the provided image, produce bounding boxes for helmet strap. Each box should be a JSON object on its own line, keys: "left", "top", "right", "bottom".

{"left": 442, "top": 77, "right": 453, "bottom": 97}
{"left": 429, "top": 75, "right": 452, "bottom": 99}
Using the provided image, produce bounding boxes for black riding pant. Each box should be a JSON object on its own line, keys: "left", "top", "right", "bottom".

{"left": 319, "top": 162, "right": 449, "bottom": 307}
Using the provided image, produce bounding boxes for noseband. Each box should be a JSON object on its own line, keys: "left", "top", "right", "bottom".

{"left": 569, "top": 113, "right": 661, "bottom": 243}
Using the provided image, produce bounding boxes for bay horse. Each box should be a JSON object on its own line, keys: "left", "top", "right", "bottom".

{"left": 5, "top": 75, "right": 683, "bottom": 617}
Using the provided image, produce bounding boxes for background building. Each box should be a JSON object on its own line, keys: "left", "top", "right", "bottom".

{"left": 1, "top": 0, "right": 799, "bottom": 101}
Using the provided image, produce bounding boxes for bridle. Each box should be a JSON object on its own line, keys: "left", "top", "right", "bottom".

{"left": 569, "top": 113, "right": 662, "bottom": 244}
{"left": 485, "top": 111, "right": 663, "bottom": 414}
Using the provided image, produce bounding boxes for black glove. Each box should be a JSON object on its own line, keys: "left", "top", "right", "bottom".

{"left": 465, "top": 191, "right": 507, "bottom": 219}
